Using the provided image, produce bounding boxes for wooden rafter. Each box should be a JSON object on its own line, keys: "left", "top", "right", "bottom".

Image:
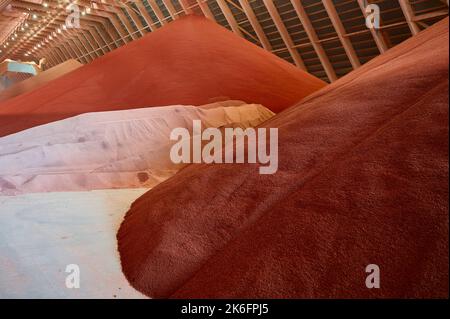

{"left": 357, "top": 0, "right": 388, "bottom": 54}
{"left": 217, "top": 0, "right": 243, "bottom": 36}
{"left": 322, "top": 0, "right": 361, "bottom": 69}
{"left": 148, "top": 0, "right": 168, "bottom": 25}
{"left": 398, "top": 0, "right": 421, "bottom": 35}
{"left": 262, "top": 0, "right": 306, "bottom": 69}
{"left": 161, "top": 0, "right": 180, "bottom": 20}
{"left": 289, "top": 0, "right": 337, "bottom": 81}
{"left": 0, "top": 0, "right": 447, "bottom": 81}
{"left": 237, "top": 0, "right": 272, "bottom": 50}
{"left": 196, "top": 0, "right": 215, "bottom": 20}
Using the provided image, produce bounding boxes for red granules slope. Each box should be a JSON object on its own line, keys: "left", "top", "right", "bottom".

{"left": 117, "top": 18, "right": 449, "bottom": 298}
{"left": 0, "top": 15, "right": 325, "bottom": 138}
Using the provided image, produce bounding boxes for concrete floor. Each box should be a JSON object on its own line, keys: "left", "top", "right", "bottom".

{"left": 0, "top": 188, "right": 148, "bottom": 298}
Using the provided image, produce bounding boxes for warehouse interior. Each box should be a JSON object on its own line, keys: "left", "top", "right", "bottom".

{"left": 0, "top": 0, "right": 448, "bottom": 299}
{"left": 1, "top": 0, "right": 449, "bottom": 82}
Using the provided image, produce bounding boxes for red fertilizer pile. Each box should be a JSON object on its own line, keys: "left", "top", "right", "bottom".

{"left": 117, "top": 18, "right": 449, "bottom": 298}
{"left": 0, "top": 15, "right": 325, "bottom": 137}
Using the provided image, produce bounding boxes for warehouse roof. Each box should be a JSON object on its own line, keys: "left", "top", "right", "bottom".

{"left": 0, "top": 0, "right": 448, "bottom": 82}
